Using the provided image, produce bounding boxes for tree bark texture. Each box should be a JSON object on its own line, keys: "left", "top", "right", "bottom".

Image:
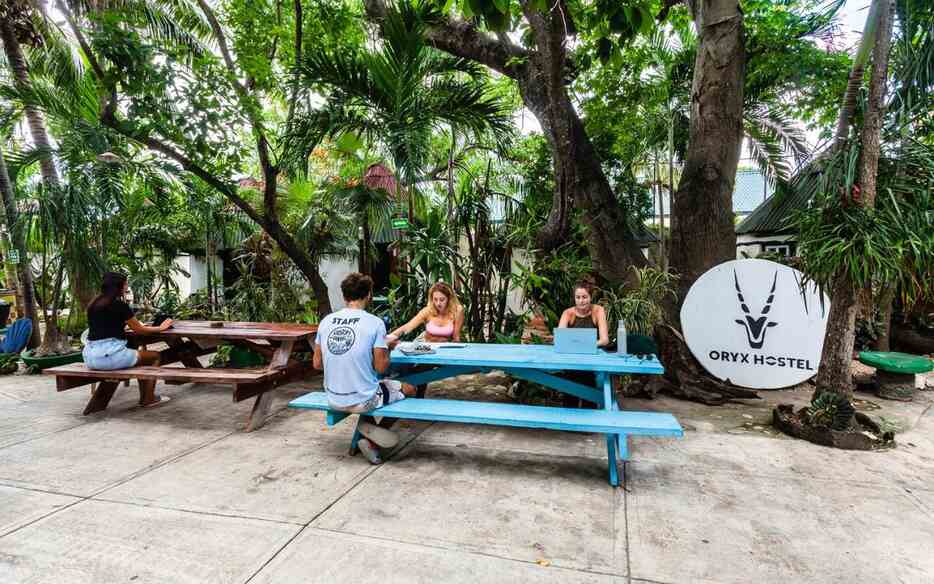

{"left": 872, "top": 285, "right": 896, "bottom": 352}
{"left": 668, "top": 0, "right": 745, "bottom": 308}
{"left": 814, "top": 272, "right": 860, "bottom": 398}
{"left": 0, "top": 149, "right": 41, "bottom": 348}
{"left": 815, "top": 0, "right": 893, "bottom": 398}
{"left": 0, "top": 17, "right": 60, "bottom": 190}
{"left": 363, "top": 0, "right": 647, "bottom": 286}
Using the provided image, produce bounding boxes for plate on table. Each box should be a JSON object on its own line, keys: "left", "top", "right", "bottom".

{"left": 433, "top": 343, "right": 467, "bottom": 349}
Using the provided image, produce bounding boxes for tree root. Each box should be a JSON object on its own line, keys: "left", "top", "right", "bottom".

{"left": 624, "top": 325, "right": 761, "bottom": 405}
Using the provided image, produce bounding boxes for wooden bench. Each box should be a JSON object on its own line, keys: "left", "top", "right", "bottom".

{"left": 46, "top": 363, "right": 286, "bottom": 429}
{"left": 289, "top": 391, "right": 683, "bottom": 485}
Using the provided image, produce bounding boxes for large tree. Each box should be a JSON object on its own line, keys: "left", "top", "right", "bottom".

{"left": 0, "top": 144, "right": 40, "bottom": 348}
{"left": 813, "top": 0, "right": 896, "bottom": 398}
{"left": 28, "top": 0, "right": 367, "bottom": 316}
{"left": 1, "top": 1, "right": 66, "bottom": 351}
{"left": 667, "top": 0, "right": 746, "bottom": 304}
{"left": 364, "top": 0, "right": 649, "bottom": 285}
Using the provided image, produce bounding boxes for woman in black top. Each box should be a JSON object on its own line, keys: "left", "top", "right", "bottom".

{"left": 83, "top": 272, "right": 173, "bottom": 407}
{"left": 556, "top": 281, "right": 609, "bottom": 408}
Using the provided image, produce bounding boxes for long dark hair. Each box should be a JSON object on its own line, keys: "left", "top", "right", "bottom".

{"left": 89, "top": 272, "right": 128, "bottom": 312}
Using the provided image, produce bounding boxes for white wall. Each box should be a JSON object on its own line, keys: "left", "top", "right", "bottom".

{"left": 171, "top": 254, "right": 224, "bottom": 299}
{"left": 736, "top": 234, "right": 795, "bottom": 259}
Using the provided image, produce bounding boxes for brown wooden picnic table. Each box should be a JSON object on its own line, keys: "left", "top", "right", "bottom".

{"left": 46, "top": 320, "right": 318, "bottom": 431}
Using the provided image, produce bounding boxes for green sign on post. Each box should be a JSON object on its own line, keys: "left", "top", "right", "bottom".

{"left": 391, "top": 218, "right": 409, "bottom": 230}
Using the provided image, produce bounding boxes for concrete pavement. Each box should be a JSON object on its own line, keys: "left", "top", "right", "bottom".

{"left": 0, "top": 370, "right": 932, "bottom": 583}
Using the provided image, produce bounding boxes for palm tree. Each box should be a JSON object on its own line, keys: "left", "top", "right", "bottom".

{"left": 797, "top": 0, "right": 931, "bottom": 398}
{"left": 285, "top": 0, "right": 513, "bottom": 205}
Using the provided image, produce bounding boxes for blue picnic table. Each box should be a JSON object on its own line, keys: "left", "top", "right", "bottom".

{"left": 291, "top": 343, "right": 682, "bottom": 486}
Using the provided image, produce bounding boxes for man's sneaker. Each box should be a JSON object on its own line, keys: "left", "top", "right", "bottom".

{"left": 358, "top": 421, "right": 400, "bottom": 448}
{"left": 357, "top": 438, "right": 383, "bottom": 465}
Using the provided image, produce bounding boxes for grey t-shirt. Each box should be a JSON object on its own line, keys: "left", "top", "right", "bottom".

{"left": 315, "top": 308, "right": 388, "bottom": 408}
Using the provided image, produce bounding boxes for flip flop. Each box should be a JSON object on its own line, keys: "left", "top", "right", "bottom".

{"left": 141, "top": 395, "right": 171, "bottom": 408}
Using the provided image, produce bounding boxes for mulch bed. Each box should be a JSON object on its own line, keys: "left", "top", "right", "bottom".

{"left": 772, "top": 404, "right": 895, "bottom": 450}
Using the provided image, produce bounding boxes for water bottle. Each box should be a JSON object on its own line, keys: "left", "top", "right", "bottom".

{"left": 617, "top": 320, "right": 627, "bottom": 355}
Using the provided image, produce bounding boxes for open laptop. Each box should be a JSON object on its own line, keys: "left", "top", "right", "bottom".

{"left": 553, "top": 328, "right": 598, "bottom": 354}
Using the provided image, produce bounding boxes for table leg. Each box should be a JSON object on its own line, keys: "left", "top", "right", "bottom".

{"left": 245, "top": 390, "right": 274, "bottom": 432}
{"left": 269, "top": 341, "right": 295, "bottom": 370}
{"left": 597, "top": 372, "right": 623, "bottom": 487}
{"left": 242, "top": 340, "right": 297, "bottom": 432}
{"left": 163, "top": 339, "right": 205, "bottom": 369}
{"left": 606, "top": 434, "right": 620, "bottom": 487}
{"left": 83, "top": 381, "right": 119, "bottom": 415}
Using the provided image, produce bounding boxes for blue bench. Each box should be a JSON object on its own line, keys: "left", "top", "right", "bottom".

{"left": 289, "top": 391, "right": 683, "bottom": 486}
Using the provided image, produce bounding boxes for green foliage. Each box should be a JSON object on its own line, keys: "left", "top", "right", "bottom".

{"left": 854, "top": 313, "right": 885, "bottom": 352}
{"left": 209, "top": 344, "right": 233, "bottom": 368}
{"left": 0, "top": 353, "right": 19, "bottom": 375}
{"left": 285, "top": 0, "right": 513, "bottom": 188}
{"left": 512, "top": 244, "right": 593, "bottom": 329}
{"left": 600, "top": 267, "right": 678, "bottom": 336}
{"left": 807, "top": 390, "right": 855, "bottom": 430}
{"left": 743, "top": 0, "right": 852, "bottom": 133}
{"left": 792, "top": 141, "right": 934, "bottom": 307}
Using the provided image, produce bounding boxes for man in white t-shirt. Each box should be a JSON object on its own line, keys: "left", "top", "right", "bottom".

{"left": 313, "top": 273, "right": 415, "bottom": 464}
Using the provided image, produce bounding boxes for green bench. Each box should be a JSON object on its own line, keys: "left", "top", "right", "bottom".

{"left": 858, "top": 351, "right": 933, "bottom": 401}
{"left": 289, "top": 391, "right": 683, "bottom": 485}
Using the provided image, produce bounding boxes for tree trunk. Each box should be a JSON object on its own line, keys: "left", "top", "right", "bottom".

{"left": 3, "top": 13, "right": 76, "bottom": 352}
{"left": 515, "top": 2, "right": 647, "bottom": 284}
{"left": 0, "top": 18, "right": 60, "bottom": 190}
{"left": 873, "top": 285, "right": 896, "bottom": 352}
{"left": 815, "top": 0, "right": 894, "bottom": 399}
{"left": 0, "top": 148, "right": 41, "bottom": 348}
{"left": 261, "top": 218, "right": 333, "bottom": 316}
{"left": 832, "top": 0, "right": 884, "bottom": 150}
{"left": 814, "top": 273, "right": 860, "bottom": 398}
{"left": 668, "top": 0, "right": 745, "bottom": 310}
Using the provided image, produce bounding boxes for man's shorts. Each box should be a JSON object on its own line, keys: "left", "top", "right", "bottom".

{"left": 332, "top": 380, "right": 406, "bottom": 413}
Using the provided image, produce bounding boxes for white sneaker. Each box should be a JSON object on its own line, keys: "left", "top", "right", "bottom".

{"left": 358, "top": 421, "right": 400, "bottom": 448}
{"left": 358, "top": 438, "right": 383, "bottom": 465}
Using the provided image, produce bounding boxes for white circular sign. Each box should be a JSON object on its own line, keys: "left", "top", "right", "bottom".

{"left": 680, "top": 259, "right": 830, "bottom": 389}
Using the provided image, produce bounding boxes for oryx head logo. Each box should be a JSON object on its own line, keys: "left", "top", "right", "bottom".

{"left": 734, "top": 270, "right": 779, "bottom": 349}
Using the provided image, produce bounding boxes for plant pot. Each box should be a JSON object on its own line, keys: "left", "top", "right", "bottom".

{"left": 20, "top": 350, "right": 84, "bottom": 371}
{"left": 228, "top": 346, "right": 266, "bottom": 368}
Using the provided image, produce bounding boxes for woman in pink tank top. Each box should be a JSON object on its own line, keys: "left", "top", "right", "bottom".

{"left": 387, "top": 281, "right": 464, "bottom": 343}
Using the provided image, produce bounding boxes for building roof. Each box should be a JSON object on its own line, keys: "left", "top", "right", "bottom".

{"left": 650, "top": 168, "right": 773, "bottom": 217}
{"left": 735, "top": 184, "right": 810, "bottom": 235}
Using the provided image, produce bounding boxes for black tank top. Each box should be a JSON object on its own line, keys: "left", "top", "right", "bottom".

{"left": 568, "top": 311, "right": 596, "bottom": 329}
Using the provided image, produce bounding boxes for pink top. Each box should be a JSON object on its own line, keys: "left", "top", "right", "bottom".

{"left": 425, "top": 319, "right": 455, "bottom": 339}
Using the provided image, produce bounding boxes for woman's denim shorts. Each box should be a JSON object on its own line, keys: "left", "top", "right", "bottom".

{"left": 83, "top": 338, "right": 139, "bottom": 370}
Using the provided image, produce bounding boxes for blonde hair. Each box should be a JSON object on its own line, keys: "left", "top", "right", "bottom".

{"left": 425, "top": 282, "right": 461, "bottom": 320}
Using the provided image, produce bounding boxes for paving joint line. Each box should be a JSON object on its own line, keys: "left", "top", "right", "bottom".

{"left": 0, "top": 420, "right": 91, "bottom": 451}
{"left": 0, "top": 429, "right": 242, "bottom": 540}
{"left": 622, "top": 468, "right": 632, "bottom": 584}
{"left": 87, "top": 429, "right": 240, "bottom": 499}
{"left": 0, "top": 496, "right": 87, "bottom": 539}
{"left": 0, "top": 482, "right": 85, "bottom": 498}
{"left": 240, "top": 421, "right": 436, "bottom": 584}
{"left": 307, "top": 525, "right": 625, "bottom": 578}
{"left": 87, "top": 496, "right": 305, "bottom": 526}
